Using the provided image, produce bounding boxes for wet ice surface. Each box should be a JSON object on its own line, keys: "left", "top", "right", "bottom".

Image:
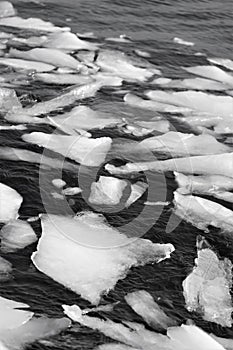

{"left": 0, "top": 0, "right": 233, "bottom": 349}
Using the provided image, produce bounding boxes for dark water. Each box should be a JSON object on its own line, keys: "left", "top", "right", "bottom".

{"left": 0, "top": 0, "right": 233, "bottom": 348}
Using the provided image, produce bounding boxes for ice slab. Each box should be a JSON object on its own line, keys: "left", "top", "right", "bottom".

{"left": 0, "top": 183, "right": 22, "bottom": 223}
{"left": 32, "top": 213, "right": 174, "bottom": 304}
{"left": 22, "top": 132, "right": 112, "bottom": 166}
{"left": 153, "top": 77, "right": 230, "bottom": 91}
{"left": 34, "top": 73, "right": 94, "bottom": 85}
{"left": 140, "top": 131, "right": 230, "bottom": 156}
{"left": 0, "top": 87, "right": 22, "bottom": 113}
{"left": 0, "top": 16, "right": 70, "bottom": 32}
{"left": 183, "top": 65, "right": 233, "bottom": 86}
{"left": 0, "top": 219, "right": 37, "bottom": 253}
{"left": 173, "top": 37, "right": 194, "bottom": 46}
{"left": 183, "top": 236, "right": 233, "bottom": 327}
{"left": 208, "top": 58, "right": 233, "bottom": 71}
{"left": 0, "top": 1, "right": 16, "bottom": 18}
{"left": 125, "top": 290, "right": 177, "bottom": 331}
{"left": 173, "top": 191, "right": 233, "bottom": 232}
{"left": 89, "top": 176, "right": 128, "bottom": 205}
{"left": 125, "top": 182, "right": 148, "bottom": 207}
{"left": 0, "top": 57, "right": 55, "bottom": 72}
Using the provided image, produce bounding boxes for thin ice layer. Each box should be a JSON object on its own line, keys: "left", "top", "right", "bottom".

{"left": 22, "top": 132, "right": 112, "bottom": 166}
{"left": 32, "top": 213, "right": 174, "bottom": 304}
{"left": 0, "top": 183, "right": 22, "bottom": 223}
{"left": 0, "top": 16, "right": 69, "bottom": 32}
{"left": 183, "top": 236, "right": 233, "bottom": 327}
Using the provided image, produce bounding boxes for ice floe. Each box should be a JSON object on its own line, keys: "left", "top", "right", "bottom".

{"left": 173, "top": 191, "right": 233, "bottom": 232}
{"left": 208, "top": 57, "right": 233, "bottom": 71}
{"left": 0, "top": 183, "right": 22, "bottom": 223}
{"left": 52, "top": 179, "right": 66, "bottom": 189}
{"left": 0, "top": 87, "right": 22, "bottom": 113}
{"left": 0, "top": 1, "right": 16, "bottom": 18}
{"left": 32, "top": 213, "right": 174, "bottom": 304}
{"left": 125, "top": 290, "right": 177, "bottom": 331}
{"left": 63, "top": 304, "right": 226, "bottom": 350}
{"left": 89, "top": 176, "right": 128, "bottom": 205}
{"left": 125, "top": 181, "right": 148, "bottom": 207}
{"left": 183, "top": 236, "right": 233, "bottom": 327}
{"left": 140, "top": 131, "right": 230, "bottom": 156}
{"left": 61, "top": 187, "right": 82, "bottom": 196}
{"left": 22, "top": 132, "right": 112, "bottom": 166}
{"left": 0, "top": 16, "right": 70, "bottom": 32}
{"left": 0, "top": 256, "right": 12, "bottom": 280}
{"left": 34, "top": 72, "right": 94, "bottom": 85}
{"left": 173, "top": 37, "right": 194, "bottom": 46}
{"left": 0, "top": 219, "right": 37, "bottom": 253}
{"left": 0, "top": 57, "right": 55, "bottom": 72}
{"left": 183, "top": 65, "right": 233, "bottom": 86}
{"left": 153, "top": 77, "right": 230, "bottom": 91}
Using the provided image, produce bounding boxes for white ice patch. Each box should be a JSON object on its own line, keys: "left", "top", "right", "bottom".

{"left": 0, "top": 87, "right": 22, "bottom": 113}
{"left": 0, "top": 1, "right": 16, "bottom": 18}
{"left": 22, "top": 132, "right": 112, "bottom": 166}
{"left": 61, "top": 187, "right": 82, "bottom": 196}
{"left": 52, "top": 179, "right": 66, "bottom": 189}
{"left": 0, "top": 183, "right": 22, "bottom": 223}
{"left": 89, "top": 176, "right": 128, "bottom": 205}
{"left": 183, "top": 237, "right": 233, "bottom": 327}
{"left": 32, "top": 213, "right": 174, "bottom": 304}
{"left": 0, "top": 57, "right": 55, "bottom": 72}
{"left": 34, "top": 73, "right": 94, "bottom": 85}
{"left": 140, "top": 131, "right": 230, "bottom": 156}
{"left": 153, "top": 77, "right": 230, "bottom": 91}
{"left": 208, "top": 57, "right": 233, "bottom": 71}
{"left": 125, "top": 182, "right": 148, "bottom": 207}
{"left": 0, "top": 219, "right": 37, "bottom": 253}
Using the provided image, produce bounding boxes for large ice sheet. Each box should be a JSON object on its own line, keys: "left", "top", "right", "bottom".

{"left": 34, "top": 73, "right": 94, "bottom": 85}
{"left": 208, "top": 58, "right": 233, "bottom": 71}
{"left": 153, "top": 77, "right": 230, "bottom": 91}
{"left": 183, "top": 236, "right": 233, "bottom": 327}
{"left": 32, "top": 213, "right": 174, "bottom": 304}
{"left": 0, "top": 183, "right": 22, "bottom": 223}
{"left": 0, "top": 219, "right": 37, "bottom": 253}
{"left": 140, "top": 132, "right": 230, "bottom": 156}
{"left": 22, "top": 132, "right": 112, "bottom": 166}
{"left": 173, "top": 191, "right": 233, "bottom": 232}
{"left": 0, "top": 57, "right": 55, "bottom": 72}
{"left": 63, "top": 304, "right": 226, "bottom": 350}
{"left": 125, "top": 290, "right": 176, "bottom": 330}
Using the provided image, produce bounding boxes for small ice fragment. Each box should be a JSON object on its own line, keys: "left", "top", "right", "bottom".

{"left": 52, "top": 179, "right": 66, "bottom": 189}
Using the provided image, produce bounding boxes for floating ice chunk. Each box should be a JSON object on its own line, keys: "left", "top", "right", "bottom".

{"left": 183, "top": 65, "right": 233, "bottom": 86}
{"left": 208, "top": 57, "right": 233, "bottom": 71}
{"left": 96, "top": 50, "right": 160, "bottom": 82}
{"left": 0, "top": 296, "right": 33, "bottom": 331}
{"left": 82, "top": 303, "right": 118, "bottom": 315}
{"left": 134, "top": 49, "right": 151, "bottom": 58}
{"left": 105, "top": 35, "right": 131, "bottom": 43}
{"left": 96, "top": 344, "right": 139, "bottom": 350}
{"left": 136, "top": 120, "right": 170, "bottom": 133}
{"left": 153, "top": 77, "right": 230, "bottom": 91}
{"left": 22, "top": 132, "right": 112, "bottom": 166}
{"left": 52, "top": 179, "right": 66, "bottom": 189}
{"left": 175, "top": 172, "right": 233, "bottom": 203}
{"left": 140, "top": 132, "right": 230, "bottom": 156}
{"left": 34, "top": 73, "right": 94, "bottom": 85}
{"left": 0, "top": 256, "right": 12, "bottom": 280}
{"left": 0, "top": 1, "right": 16, "bottom": 18}
{"left": 213, "top": 119, "right": 233, "bottom": 134}
{"left": 124, "top": 93, "right": 192, "bottom": 113}
{"left": 89, "top": 176, "right": 128, "bottom": 205}
{"left": 146, "top": 90, "right": 233, "bottom": 118}
{"left": 1, "top": 316, "right": 71, "bottom": 350}
{"left": 125, "top": 290, "right": 177, "bottom": 330}
{"left": 61, "top": 187, "right": 82, "bottom": 196}
{"left": 0, "top": 147, "right": 78, "bottom": 172}
{"left": 167, "top": 325, "right": 226, "bottom": 350}
{"left": 9, "top": 48, "right": 82, "bottom": 70}
{"left": 0, "top": 57, "right": 55, "bottom": 72}
{"left": 106, "top": 153, "right": 233, "bottom": 178}
{"left": 0, "top": 124, "right": 26, "bottom": 130}
{"left": 125, "top": 182, "right": 148, "bottom": 207}
{"left": 43, "top": 31, "right": 98, "bottom": 50}
{"left": 63, "top": 304, "right": 225, "bottom": 350}
{"left": 0, "top": 183, "right": 22, "bottom": 223}
{"left": 6, "top": 81, "right": 104, "bottom": 121}
{"left": 0, "top": 219, "right": 37, "bottom": 253}
{"left": 173, "top": 191, "right": 233, "bottom": 232}
{"left": 211, "top": 335, "right": 233, "bottom": 350}
{"left": 32, "top": 213, "right": 174, "bottom": 304}
{"left": 0, "top": 87, "right": 22, "bottom": 113}
{"left": 47, "top": 106, "right": 120, "bottom": 134}
{"left": 173, "top": 37, "right": 194, "bottom": 46}
{"left": 183, "top": 236, "right": 233, "bottom": 327}
{"left": 0, "top": 16, "right": 70, "bottom": 32}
